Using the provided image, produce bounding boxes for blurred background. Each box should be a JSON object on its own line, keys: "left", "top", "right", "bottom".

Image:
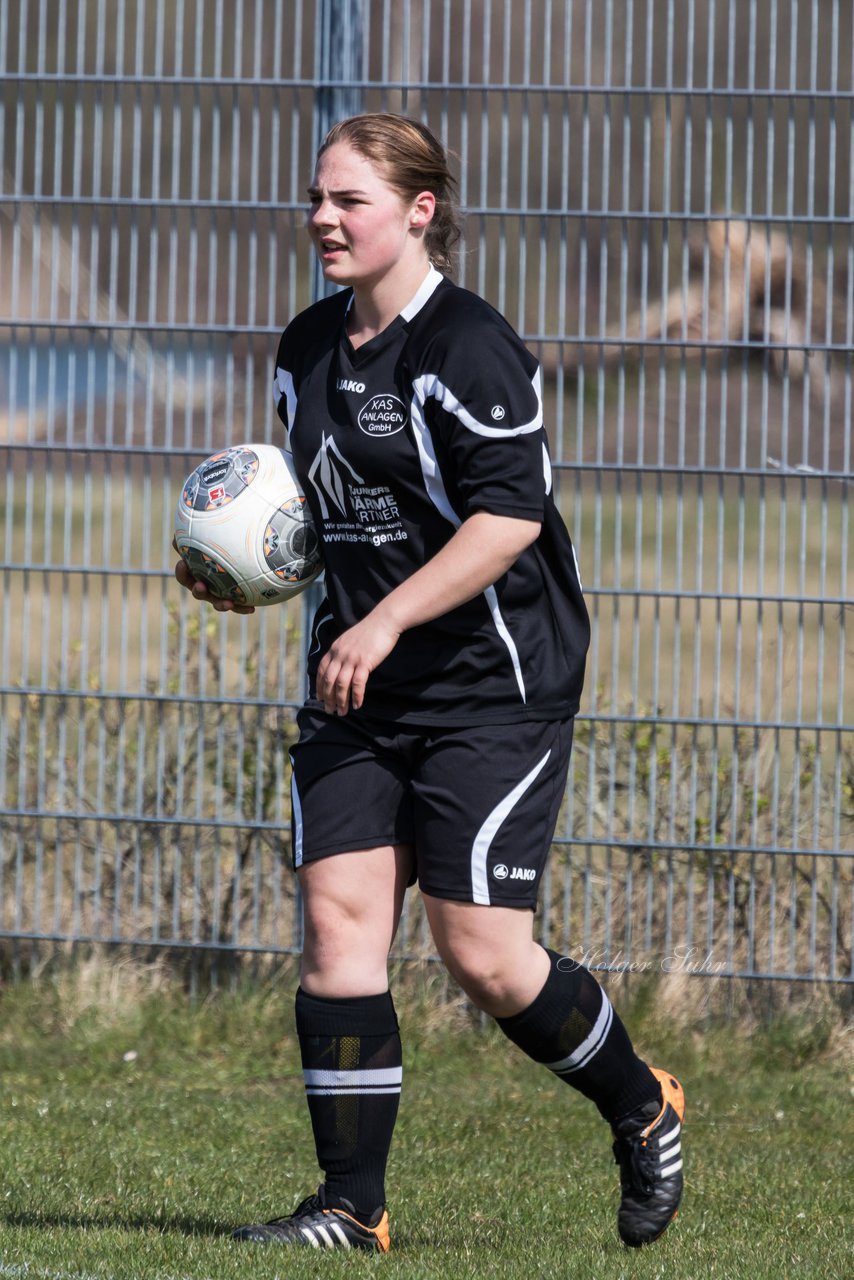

{"left": 1, "top": 0, "right": 851, "bottom": 991}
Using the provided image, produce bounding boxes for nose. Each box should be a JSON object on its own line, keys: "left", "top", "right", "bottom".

{"left": 308, "top": 196, "right": 337, "bottom": 229}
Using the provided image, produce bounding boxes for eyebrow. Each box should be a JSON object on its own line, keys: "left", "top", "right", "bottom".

{"left": 306, "top": 186, "right": 368, "bottom": 197}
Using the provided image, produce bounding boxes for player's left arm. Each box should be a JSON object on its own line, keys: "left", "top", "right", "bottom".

{"left": 315, "top": 510, "right": 540, "bottom": 716}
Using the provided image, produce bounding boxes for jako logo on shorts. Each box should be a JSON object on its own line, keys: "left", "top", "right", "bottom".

{"left": 493, "top": 864, "right": 535, "bottom": 881}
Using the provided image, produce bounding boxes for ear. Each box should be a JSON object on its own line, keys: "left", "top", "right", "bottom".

{"left": 409, "top": 190, "right": 436, "bottom": 229}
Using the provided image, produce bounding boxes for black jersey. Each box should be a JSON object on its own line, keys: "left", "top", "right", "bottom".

{"left": 274, "top": 268, "right": 589, "bottom": 726}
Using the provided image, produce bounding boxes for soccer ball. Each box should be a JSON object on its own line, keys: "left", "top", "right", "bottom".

{"left": 174, "top": 444, "right": 323, "bottom": 606}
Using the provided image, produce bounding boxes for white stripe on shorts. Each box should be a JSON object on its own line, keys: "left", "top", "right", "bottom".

{"left": 291, "top": 762, "right": 304, "bottom": 867}
{"left": 470, "top": 750, "right": 552, "bottom": 905}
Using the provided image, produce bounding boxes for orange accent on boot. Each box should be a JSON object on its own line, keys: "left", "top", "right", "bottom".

{"left": 645, "top": 1067, "right": 686, "bottom": 1137}
{"left": 326, "top": 1207, "right": 391, "bottom": 1254}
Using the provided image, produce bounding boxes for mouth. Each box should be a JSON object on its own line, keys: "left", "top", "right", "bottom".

{"left": 319, "top": 239, "right": 348, "bottom": 260}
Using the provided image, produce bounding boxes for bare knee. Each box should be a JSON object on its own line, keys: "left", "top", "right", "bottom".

{"left": 423, "top": 897, "right": 550, "bottom": 1018}
{"left": 301, "top": 893, "right": 388, "bottom": 996}
{"left": 439, "top": 941, "right": 541, "bottom": 1018}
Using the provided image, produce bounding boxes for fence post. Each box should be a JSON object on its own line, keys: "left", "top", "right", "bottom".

{"left": 312, "top": 0, "right": 365, "bottom": 303}
{"left": 298, "top": 0, "right": 366, "bottom": 634}
{"left": 294, "top": 1, "right": 366, "bottom": 944}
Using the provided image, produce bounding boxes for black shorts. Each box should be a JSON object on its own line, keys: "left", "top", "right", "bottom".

{"left": 288, "top": 706, "right": 574, "bottom": 909}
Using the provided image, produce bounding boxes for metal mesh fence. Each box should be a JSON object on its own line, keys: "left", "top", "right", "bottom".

{"left": 1, "top": 0, "right": 851, "bottom": 984}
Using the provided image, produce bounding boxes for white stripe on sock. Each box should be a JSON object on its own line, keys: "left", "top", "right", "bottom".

{"left": 304, "top": 1086, "right": 401, "bottom": 1096}
{"left": 544, "top": 987, "right": 614, "bottom": 1075}
{"left": 303, "top": 1067, "right": 402, "bottom": 1089}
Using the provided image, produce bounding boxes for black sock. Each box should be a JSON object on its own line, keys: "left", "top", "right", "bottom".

{"left": 496, "top": 948, "right": 660, "bottom": 1123}
{"left": 295, "top": 986, "right": 402, "bottom": 1221}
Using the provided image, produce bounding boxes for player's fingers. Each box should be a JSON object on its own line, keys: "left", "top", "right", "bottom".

{"left": 315, "top": 652, "right": 333, "bottom": 691}
{"left": 333, "top": 664, "right": 355, "bottom": 716}
{"left": 318, "top": 651, "right": 355, "bottom": 716}
{"left": 349, "top": 664, "right": 370, "bottom": 711}
{"left": 209, "top": 597, "right": 254, "bottom": 615}
{"left": 175, "top": 558, "right": 197, "bottom": 590}
{"left": 316, "top": 654, "right": 340, "bottom": 712}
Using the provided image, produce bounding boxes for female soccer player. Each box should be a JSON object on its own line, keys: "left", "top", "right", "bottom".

{"left": 175, "top": 112, "right": 684, "bottom": 1252}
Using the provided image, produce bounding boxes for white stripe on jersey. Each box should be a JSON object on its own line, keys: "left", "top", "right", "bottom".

{"left": 542, "top": 442, "right": 553, "bottom": 495}
{"left": 412, "top": 369, "right": 544, "bottom": 438}
{"left": 307, "top": 607, "right": 335, "bottom": 663}
{"left": 303, "top": 1067, "right": 402, "bottom": 1091}
{"left": 400, "top": 265, "right": 444, "bottom": 320}
{"left": 408, "top": 393, "right": 462, "bottom": 530}
{"left": 290, "top": 768, "right": 305, "bottom": 868}
{"left": 483, "top": 584, "right": 526, "bottom": 703}
{"left": 274, "top": 366, "right": 298, "bottom": 437}
{"left": 543, "top": 986, "right": 614, "bottom": 1075}
{"left": 470, "top": 750, "right": 552, "bottom": 905}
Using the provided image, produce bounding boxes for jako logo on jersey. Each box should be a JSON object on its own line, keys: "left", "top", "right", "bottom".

{"left": 493, "top": 864, "right": 536, "bottom": 881}
{"left": 337, "top": 378, "right": 366, "bottom": 394}
{"left": 358, "top": 394, "right": 407, "bottom": 437}
{"left": 491, "top": 404, "right": 506, "bottom": 420}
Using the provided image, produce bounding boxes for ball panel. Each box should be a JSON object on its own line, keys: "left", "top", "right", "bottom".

{"left": 177, "top": 543, "right": 248, "bottom": 605}
{"left": 263, "top": 497, "right": 323, "bottom": 584}
{"left": 182, "top": 447, "right": 260, "bottom": 512}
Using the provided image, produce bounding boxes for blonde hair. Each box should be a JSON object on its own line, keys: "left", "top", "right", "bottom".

{"left": 318, "top": 113, "right": 461, "bottom": 273}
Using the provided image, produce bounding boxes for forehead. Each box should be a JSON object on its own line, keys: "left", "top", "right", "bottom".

{"left": 311, "top": 142, "right": 393, "bottom": 193}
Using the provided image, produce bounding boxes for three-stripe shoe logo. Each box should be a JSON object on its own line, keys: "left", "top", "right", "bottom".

{"left": 657, "top": 1118, "right": 683, "bottom": 1178}
{"left": 298, "top": 1218, "right": 353, "bottom": 1249}
{"left": 303, "top": 1066, "right": 403, "bottom": 1096}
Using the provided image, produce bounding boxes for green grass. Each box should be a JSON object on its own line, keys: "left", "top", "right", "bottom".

{"left": 0, "top": 972, "right": 851, "bottom": 1280}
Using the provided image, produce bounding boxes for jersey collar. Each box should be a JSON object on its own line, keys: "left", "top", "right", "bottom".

{"left": 400, "top": 265, "right": 445, "bottom": 322}
{"left": 342, "top": 266, "right": 443, "bottom": 325}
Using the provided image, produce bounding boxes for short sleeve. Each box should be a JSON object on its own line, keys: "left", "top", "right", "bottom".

{"left": 273, "top": 326, "right": 299, "bottom": 437}
{"left": 415, "top": 315, "right": 549, "bottom": 522}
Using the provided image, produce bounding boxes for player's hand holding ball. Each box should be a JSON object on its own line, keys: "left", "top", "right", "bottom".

{"left": 172, "top": 542, "right": 255, "bottom": 613}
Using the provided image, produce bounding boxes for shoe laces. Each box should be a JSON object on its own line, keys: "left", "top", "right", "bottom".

{"left": 613, "top": 1130, "right": 658, "bottom": 1197}
{"left": 266, "top": 1190, "right": 326, "bottom": 1227}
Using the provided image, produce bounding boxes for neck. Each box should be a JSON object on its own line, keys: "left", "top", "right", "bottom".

{"left": 348, "top": 260, "right": 433, "bottom": 346}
